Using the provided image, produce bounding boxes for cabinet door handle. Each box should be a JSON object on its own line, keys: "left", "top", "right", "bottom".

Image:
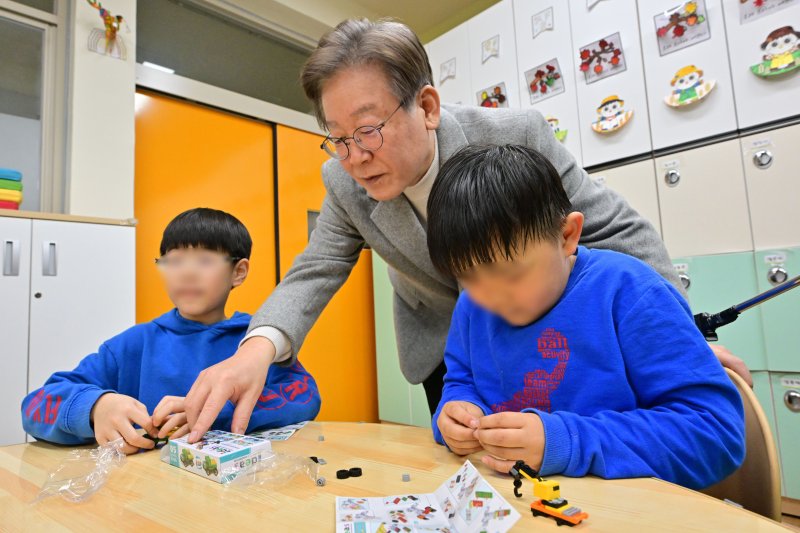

{"left": 3, "top": 239, "right": 20, "bottom": 276}
{"left": 42, "top": 241, "right": 57, "bottom": 276}
{"left": 785, "top": 390, "right": 800, "bottom": 413}
{"left": 753, "top": 150, "right": 773, "bottom": 170}
{"left": 767, "top": 266, "right": 789, "bottom": 286}
{"left": 679, "top": 273, "right": 691, "bottom": 290}
{"left": 665, "top": 169, "right": 681, "bottom": 187}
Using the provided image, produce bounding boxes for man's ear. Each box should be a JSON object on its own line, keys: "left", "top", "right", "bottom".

{"left": 231, "top": 258, "right": 249, "bottom": 288}
{"left": 561, "top": 212, "right": 584, "bottom": 256}
{"left": 419, "top": 85, "right": 441, "bottom": 130}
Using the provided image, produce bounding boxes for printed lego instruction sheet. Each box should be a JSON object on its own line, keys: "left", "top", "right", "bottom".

{"left": 335, "top": 460, "right": 520, "bottom": 533}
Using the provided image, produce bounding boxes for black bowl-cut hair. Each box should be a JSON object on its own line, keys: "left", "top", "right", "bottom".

{"left": 159, "top": 208, "right": 252, "bottom": 260}
{"left": 427, "top": 144, "right": 572, "bottom": 279}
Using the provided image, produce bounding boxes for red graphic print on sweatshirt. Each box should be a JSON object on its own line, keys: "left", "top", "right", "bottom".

{"left": 492, "top": 328, "right": 570, "bottom": 413}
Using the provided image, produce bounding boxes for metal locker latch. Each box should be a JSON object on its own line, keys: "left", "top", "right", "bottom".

{"left": 679, "top": 273, "right": 691, "bottom": 290}
{"left": 753, "top": 150, "right": 773, "bottom": 170}
{"left": 767, "top": 267, "right": 789, "bottom": 286}
{"left": 665, "top": 169, "right": 681, "bottom": 187}
{"left": 785, "top": 390, "right": 800, "bottom": 413}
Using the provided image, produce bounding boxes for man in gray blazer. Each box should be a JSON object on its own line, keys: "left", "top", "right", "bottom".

{"left": 183, "top": 18, "right": 749, "bottom": 443}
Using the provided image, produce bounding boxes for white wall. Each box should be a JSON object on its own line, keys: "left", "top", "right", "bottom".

{"left": 66, "top": 0, "right": 135, "bottom": 219}
{"left": 0, "top": 112, "right": 41, "bottom": 211}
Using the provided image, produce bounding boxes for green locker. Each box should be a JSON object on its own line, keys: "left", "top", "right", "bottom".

{"left": 672, "top": 253, "right": 767, "bottom": 370}
{"left": 372, "top": 251, "right": 432, "bottom": 428}
{"left": 770, "top": 373, "right": 800, "bottom": 499}
{"left": 754, "top": 248, "right": 800, "bottom": 372}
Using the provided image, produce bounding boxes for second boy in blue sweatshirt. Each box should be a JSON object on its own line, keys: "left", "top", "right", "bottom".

{"left": 22, "top": 208, "right": 320, "bottom": 453}
{"left": 426, "top": 145, "right": 744, "bottom": 490}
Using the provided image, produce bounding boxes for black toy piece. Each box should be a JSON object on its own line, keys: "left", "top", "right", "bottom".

{"left": 694, "top": 274, "right": 800, "bottom": 341}
{"left": 348, "top": 467, "right": 363, "bottom": 477}
{"left": 336, "top": 469, "right": 350, "bottom": 479}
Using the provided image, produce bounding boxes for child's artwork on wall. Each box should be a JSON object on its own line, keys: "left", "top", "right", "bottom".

{"left": 592, "top": 95, "right": 633, "bottom": 134}
{"left": 524, "top": 59, "right": 565, "bottom": 104}
{"left": 654, "top": 1, "right": 710, "bottom": 56}
{"left": 531, "top": 7, "right": 555, "bottom": 39}
{"left": 440, "top": 58, "right": 457, "bottom": 85}
{"left": 739, "top": 0, "right": 799, "bottom": 25}
{"left": 481, "top": 35, "right": 500, "bottom": 63}
{"left": 750, "top": 26, "right": 800, "bottom": 77}
{"left": 546, "top": 116, "right": 568, "bottom": 143}
{"left": 477, "top": 83, "right": 508, "bottom": 108}
{"left": 578, "top": 33, "right": 627, "bottom": 84}
{"left": 665, "top": 65, "right": 716, "bottom": 107}
{"left": 86, "top": 0, "right": 127, "bottom": 60}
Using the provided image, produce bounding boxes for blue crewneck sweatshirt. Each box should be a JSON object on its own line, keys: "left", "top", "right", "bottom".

{"left": 432, "top": 246, "right": 745, "bottom": 489}
{"left": 21, "top": 310, "right": 320, "bottom": 445}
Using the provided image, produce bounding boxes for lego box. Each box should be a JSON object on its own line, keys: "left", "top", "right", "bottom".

{"left": 164, "top": 430, "right": 272, "bottom": 483}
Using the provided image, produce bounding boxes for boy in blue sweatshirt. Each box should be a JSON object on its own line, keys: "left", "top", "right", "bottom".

{"left": 21, "top": 208, "right": 320, "bottom": 454}
{"left": 425, "top": 145, "right": 744, "bottom": 490}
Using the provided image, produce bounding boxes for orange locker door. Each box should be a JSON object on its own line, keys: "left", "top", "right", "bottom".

{"left": 276, "top": 125, "right": 378, "bottom": 422}
{"left": 134, "top": 90, "right": 277, "bottom": 322}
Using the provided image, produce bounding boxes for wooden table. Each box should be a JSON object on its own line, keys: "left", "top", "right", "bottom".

{"left": 0, "top": 422, "right": 790, "bottom": 532}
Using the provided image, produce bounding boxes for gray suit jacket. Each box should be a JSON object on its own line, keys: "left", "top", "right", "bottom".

{"left": 250, "top": 104, "right": 682, "bottom": 384}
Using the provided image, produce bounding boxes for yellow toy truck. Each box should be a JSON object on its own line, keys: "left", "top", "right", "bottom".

{"left": 509, "top": 460, "right": 588, "bottom": 527}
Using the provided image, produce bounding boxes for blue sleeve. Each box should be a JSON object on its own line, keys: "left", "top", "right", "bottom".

{"left": 245, "top": 361, "right": 321, "bottom": 432}
{"left": 432, "top": 296, "right": 492, "bottom": 445}
{"left": 533, "top": 282, "right": 745, "bottom": 489}
{"left": 21, "top": 343, "right": 120, "bottom": 445}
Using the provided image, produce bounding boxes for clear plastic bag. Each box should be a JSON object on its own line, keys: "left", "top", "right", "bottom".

{"left": 219, "top": 450, "right": 321, "bottom": 488}
{"left": 33, "top": 438, "right": 126, "bottom": 503}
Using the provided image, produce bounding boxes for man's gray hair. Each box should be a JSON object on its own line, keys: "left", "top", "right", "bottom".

{"left": 301, "top": 18, "right": 434, "bottom": 128}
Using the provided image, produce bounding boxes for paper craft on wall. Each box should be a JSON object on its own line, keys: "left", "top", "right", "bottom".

{"left": 481, "top": 35, "right": 500, "bottom": 63}
{"left": 592, "top": 95, "right": 633, "bottom": 134}
{"left": 524, "top": 59, "right": 565, "bottom": 104}
{"left": 531, "top": 7, "right": 555, "bottom": 39}
{"left": 751, "top": 26, "right": 800, "bottom": 77}
{"left": 654, "top": 1, "right": 710, "bottom": 56}
{"left": 477, "top": 83, "right": 508, "bottom": 108}
{"left": 579, "top": 33, "right": 627, "bottom": 84}
{"left": 739, "top": 0, "right": 799, "bottom": 25}
{"left": 546, "top": 117, "right": 568, "bottom": 143}
{"left": 665, "top": 65, "right": 715, "bottom": 107}
{"left": 86, "top": 0, "right": 128, "bottom": 60}
{"left": 440, "top": 58, "right": 457, "bottom": 85}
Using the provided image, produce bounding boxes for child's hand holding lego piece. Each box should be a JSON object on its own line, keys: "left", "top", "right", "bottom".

{"left": 151, "top": 395, "right": 190, "bottom": 441}
{"left": 474, "top": 411, "right": 545, "bottom": 474}
{"left": 437, "top": 401, "right": 485, "bottom": 456}
{"left": 90, "top": 393, "right": 158, "bottom": 454}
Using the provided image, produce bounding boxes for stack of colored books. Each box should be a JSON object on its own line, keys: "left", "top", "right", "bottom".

{"left": 0, "top": 168, "right": 23, "bottom": 210}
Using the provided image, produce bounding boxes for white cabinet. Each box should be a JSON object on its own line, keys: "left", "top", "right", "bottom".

{"left": 467, "top": 0, "right": 521, "bottom": 109}
{"left": 589, "top": 159, "right": 662, "bottom": 236}
{"left": 655, "top": 140, "right": 753, "bottom": 258}
{"left": 569, "top": 0, "right": 653, "bottom": 167}
{"left": 426, "top": 22, "right": 473, "bottom": 106}
{"left": 0, "top": 215, "right": 135, "bottom": 446}
{"left": 721, "top": 1, "right": 800, "bottom": 129}
{"left": 0, "top": 217, "right": 32, "bottom": 446}
{"left": 513, "top": 0, "right": 583, "bottom": 166}
{"left": 741, "top": 123, "right": 800, "bottom": 250}
{"left": 637, "top": 0, "right": 737, "bottom": 150}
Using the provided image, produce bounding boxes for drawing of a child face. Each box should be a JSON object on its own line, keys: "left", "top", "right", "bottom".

{"left": 675, "top": 71, "right": 700, "bottom": 90}
{"left": 768, "top": 32, "right": 799, "bottom": 55}
{"left": 600, "top": 101, "right": 621, "bottom": 117}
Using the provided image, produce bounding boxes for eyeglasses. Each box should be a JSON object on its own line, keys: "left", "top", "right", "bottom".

{"left": 154, "top": 255, "right": 241, "bottom": 275}
{"left": 320, "top": 102, "right": 404, "bottom": 161}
